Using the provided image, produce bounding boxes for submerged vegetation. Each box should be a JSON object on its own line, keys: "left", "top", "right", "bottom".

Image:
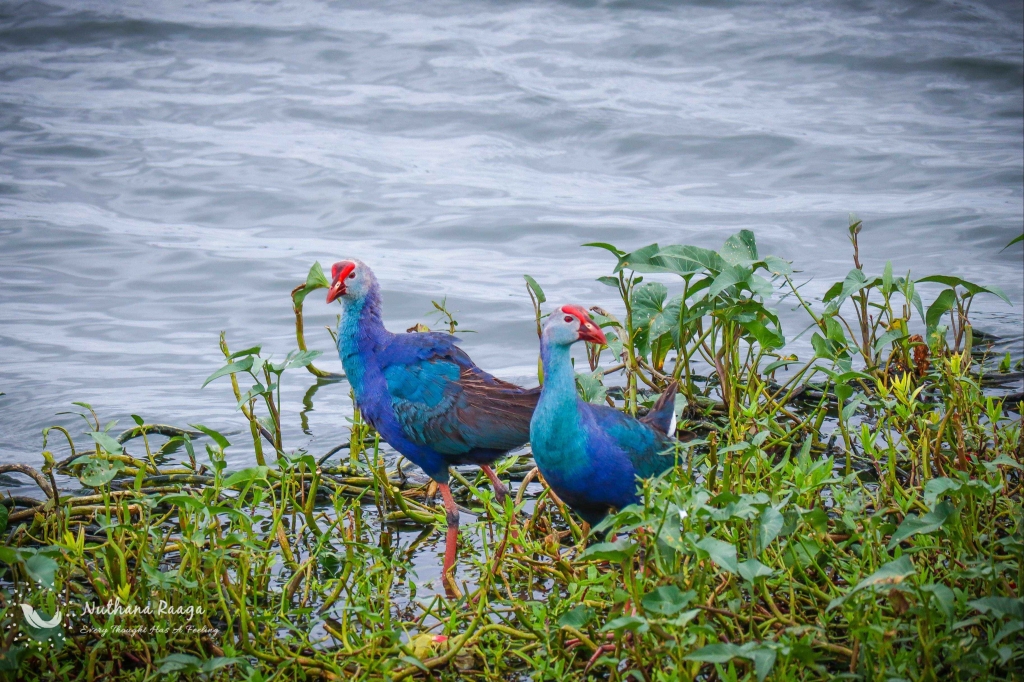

{"left": 0, "top": 222, "right": 1021, "bottom": 681}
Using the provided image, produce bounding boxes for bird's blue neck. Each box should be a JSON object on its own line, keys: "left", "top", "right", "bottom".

{"left": 337, "top": 283, "right": 390, "bottom": 395}
{"left": 532, "top": 339, "right": 587, "bottom": 472}
{"left": 539, "top": 341, "right": 578, "bottom": 413}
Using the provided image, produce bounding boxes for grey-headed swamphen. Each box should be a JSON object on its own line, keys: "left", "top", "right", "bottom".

{"left": 326, "top": 260, "right": 538, "bottom": 592}
{"left": 530, "top": 305, "right": 678, "bottom": 527}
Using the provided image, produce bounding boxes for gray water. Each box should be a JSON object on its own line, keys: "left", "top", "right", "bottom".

{"left": 1, "top": 0, "right": 1022, "bottom": 477}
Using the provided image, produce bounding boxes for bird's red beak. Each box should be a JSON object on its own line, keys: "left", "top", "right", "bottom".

{"left": 578, "top": 319, "right": 607, "bottom": 345}
{"left": 326, "top": 261, "right": 355, "bottom": 303}
{"left": 562, "top": 305, "right": 607, "bottom": 345}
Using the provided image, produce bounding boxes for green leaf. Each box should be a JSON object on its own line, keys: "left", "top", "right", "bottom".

{"left": 721, "top": 230, "right": 758, "bottom": 265}
{"left": 223, "top": 466, "right": 270, "bottom": 488}
{"left": 0, "top": 547, "right": 21, "bottom": 565}
{"left": 283, "top": 349, "right": 323, "bottom": 370}
{"left": 1003, "top": 233, "right": 1024, "bottom": 250}
{"left": 803, "top": 507, "right": 829, "bottom": 534}
{"left": 306, "top": 261, "right": 331, "bottom": 289}
{"left": 821, "top": 281, "right": 844, "bottom": 304}
{"left": 523, "top": 275, "right": 546, "bottom": 303}
{"left": 925, "top": 288, "right": 957, "bottom": 331}
{"left": 757, "top": 507, "right": 784, "bottom": 553}
{"left": 190, "top": 423, "right": 230, "bottom": 450}
{"left": 685, "top": 643, "right": 741, "bottom": 664}
{"left": 579, "top": 539, "right": 636, "bottom": 563}
{"left": 641, "top": 585, "right": 695, "bottom": 616}
{"left": 763, "top": 255, "right": 793, "bottom": 276}
{"left": 921, "top": 583, "right": 955, "bottom": 619}
{"left": 994, "top": 620, "right": 1023, "bottom": 644}
{"left": 824, "top": 269, "right": 869, "bottom": 310}
{"left": 80, "top": 458, "right": 125, "bottom": 487}
{"left": 201, "top": 657, "right": 247, "bottom": 673}
{"left": 882, "top": 260, "right": 893, "bottom": 293}
{"left": 709, "top": 264, "right": 752, "bottom": 297}
{"left": 617, "top": 244, "right": 668, "bottom": 274}
{"left": 656, "top": 244, "right": 726, "bottom": 275}
{"left": 811, "top": 333, "right": 834, "bottom": 360}
{"left": 695, "top": 536, "right": 738, "bottom": 574}
{"left": 841, "top": 395, "right": 863, "bottom": 422}
{"left": 738, "top": 559, "right": 774, "bottom": 583}
{"left": 575, "top": 371, "right": 607, "bottom": 405}
{"left": 985, "top": 454, "right": 1024, "bottom": 472}
{"left": 558, "top": 605, "right": 595, "bottom": 629}
{"left": 227, "top": 346, "right": 262, "bottom": 360}
{"left": 202, "top": 357, "right": 254, "bottom": 389}
{"left": 748, "top": 274, "right": 774, "bottom": 298}
{"left": 887, "top": 500, "right": 954, "bottom": 549}
{"left": 824, "top": 315, "right": 847, "bottom": 345}
{"left": 648, "top": 294, "right": 682, "bottom": 340}
{"left": 158, "top": 494, "right": 207, "bottom": 512}
{"left": 86, "top": 431, "right": 123, "bottom": 455}
{"left": 740, "top": 318, "right": 784, "bottom": 350}
{"left": 582, "top": 242, "right": 625, "bottom": 257}
{"left": 24, "top": 554, "right": 57, "bottom": 589}
{"left": 828, "top": 555, "right": 915, "bottom": 610}
{"left": 968, "top": 597, "right": 1024, "bottom": 620}
{"left": 157, "top": 653, "right": 203, "bottom": 674}
{"left": 917, "top": 275, "right": 1011, "bottom": 304}
{"left": 596, "top": 276, "right": 619, "bottom": 288}
{"left": 762, "top": 358, "right": 799, "bottom": 374}
{"left": 398, "top": 654, "right": 430, "bottom": 672}
{"left": 631, "top": 282, "right": 668, "bottom": 327}
{"left": 873, "top": 328, "right": 906, "bottom": 354}
{"left": 840, "top": 268, "right": 869, "bottom": 298}
{"left": 0, "top": 645, "right": 27, "bottom": 671}
{"left": 294, "top": 263, "right": 331, "bottom": 306}
{"left": 600, "top": 615, "right": 649, "bottom": 634}
{"left": 237, "top": 382, "right": 272, "bottom": 409}
{"left": 747, "top": 646, "right": 777, "bottom": 682}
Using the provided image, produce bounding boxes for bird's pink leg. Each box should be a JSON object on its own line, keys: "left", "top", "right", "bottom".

{"left": 439, "top": 482, "right": 461, "bottom": 598}
{"left": 480, "top": 465, "right": 508, "bottom": 505}
{"left": 481, "top": 464, "right": 519, "bottom": 548}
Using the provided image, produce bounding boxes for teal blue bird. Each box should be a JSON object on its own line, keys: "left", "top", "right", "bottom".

{"left": 530, "top": 305, "right": 678, "bottom": 527}
{"left": 326, "top": 260, "right": 539, "bottom": 590}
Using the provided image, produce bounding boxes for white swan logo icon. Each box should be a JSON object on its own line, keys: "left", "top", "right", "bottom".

{"left": 19, "top": 604, "right": 62, "bottom": 629}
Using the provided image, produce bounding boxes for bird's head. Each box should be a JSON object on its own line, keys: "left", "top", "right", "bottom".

{"left": 543, "top": 305, "right": 607, "bottom": 347}
{"left": 326, "top": 258, "right": 374, "bottom": 303}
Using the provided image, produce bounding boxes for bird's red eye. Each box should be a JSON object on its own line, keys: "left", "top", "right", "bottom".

{"left": 564, "top": 316, "right": 573, "bottom": 323}
{"left": 348, "top": 271, "right": 356, "bottom": 279}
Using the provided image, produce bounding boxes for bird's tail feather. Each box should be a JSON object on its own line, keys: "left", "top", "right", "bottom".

{"left": 640, "top": 381, "right": 678, "bottom": 435}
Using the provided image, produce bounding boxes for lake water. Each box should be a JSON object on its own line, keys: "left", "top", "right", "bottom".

{"left": 1, "top": 0, "right": 1022, "bottom": 479}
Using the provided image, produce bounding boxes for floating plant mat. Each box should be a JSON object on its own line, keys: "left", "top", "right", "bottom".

{"left": 0, "top": 226, "right": 1021, "bottom": 681}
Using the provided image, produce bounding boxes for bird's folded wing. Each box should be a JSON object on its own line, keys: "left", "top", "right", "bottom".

{"left": 590, "top": 403, "right": 676, "bottom": 479}
{"left": 379, "top": 334, "right": 539, "bottom": 455}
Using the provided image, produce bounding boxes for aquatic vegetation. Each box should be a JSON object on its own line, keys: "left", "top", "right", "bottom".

{"left": 0, "top": 223, "right": 1020, "bottom": 681}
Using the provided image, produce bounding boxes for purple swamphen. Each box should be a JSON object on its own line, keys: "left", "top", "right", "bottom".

{"left": 326, "top": 259, "right": 539, "bottom": 590}
{"left": 530, "top": 305, "right": 678, "bottom": 527}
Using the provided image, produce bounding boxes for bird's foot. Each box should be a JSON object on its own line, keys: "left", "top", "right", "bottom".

{"left": 442, "top": 566, "right": 463, "bottom": 601}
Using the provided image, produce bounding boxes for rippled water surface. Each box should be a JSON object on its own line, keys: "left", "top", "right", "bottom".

{"left": 1, "top": 0, "right": 1022, "bottom": 473}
